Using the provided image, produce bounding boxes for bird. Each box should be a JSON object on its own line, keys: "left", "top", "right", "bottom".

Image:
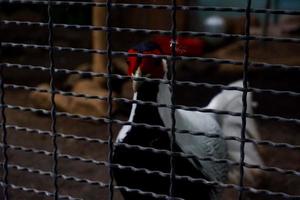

{"left": 152, "top": 36, "right": 264, "bottom": 185}
{"left": 112, "top": 40, "right": 229, "bottom": 200}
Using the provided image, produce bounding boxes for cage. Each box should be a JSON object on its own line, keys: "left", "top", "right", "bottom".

{"left": 1, "top": 0, "right": 300, "bottom": 200}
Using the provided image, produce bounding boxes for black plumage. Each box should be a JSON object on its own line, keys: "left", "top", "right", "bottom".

{"left": 112, "top": 81, "right": 213, "bottom": 200}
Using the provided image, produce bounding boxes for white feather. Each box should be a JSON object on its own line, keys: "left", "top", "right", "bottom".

{"left": 206, "top": 80, "right": 264, "bottom": 185}
{"left": 157, "top": 78, "right": 228, "bottom": 200}
{"left": 116, "top": 92, "right": 138, "bottom": 142}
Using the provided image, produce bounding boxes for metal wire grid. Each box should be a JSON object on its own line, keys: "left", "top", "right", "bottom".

{"left": 106, "top": 1, "right": 114, "bottom": 200}
{"left": 238, "top": 0, "right": 251, "bottom": 199}
{"left": 1, "top": 0, "right": 300, "bottom": 199}
{"left": 0, "top": 27, "right": 9, "bottom": 200}
{"left": 168, "top": 1, "right": 177, "bottom": 199}
{"left": 47, "top": 0, "right": 59, "bottom": 199}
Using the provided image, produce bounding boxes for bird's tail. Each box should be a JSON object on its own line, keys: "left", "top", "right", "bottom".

{"left": 206, "top": 80, "right": 264, "bottom": 186}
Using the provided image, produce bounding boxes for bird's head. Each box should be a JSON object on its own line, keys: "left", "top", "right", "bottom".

{"left": 127, "top": 41, "right": 166, "bottom": 92}
{"left": 127, "top": 36, "right": 205, "bottom": 92}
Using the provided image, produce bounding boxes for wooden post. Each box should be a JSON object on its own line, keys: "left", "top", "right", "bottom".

{"left": 92, "top": 1, "right": 107, "bottom": 85}
{"left": 147, "top": 0, "right": 187, "bottom": 31}
{"left": 262, "top": 0, "right": 271, "bottom": 36}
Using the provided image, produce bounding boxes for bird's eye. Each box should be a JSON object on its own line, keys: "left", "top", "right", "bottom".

{"left": 153, "top": 59, "right": 162, "bottom": 67}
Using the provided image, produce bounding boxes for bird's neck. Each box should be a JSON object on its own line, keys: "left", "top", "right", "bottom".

{"left": 122, "top": 81, "right": 169, "bottom": 146}
{"left": 133, "top": 75, "right": 172, "bottom": 122}
{"left": 116, "top": 79, "right": 169, "bottom": 143}
{"left": 136, "top": 82, "right": 160, "bottom": 102}
{"left": 131, "top": 74, "right": 173, "bottom": 128}
{"left": 132, "top": 82, "right": 161, "bottom": 124}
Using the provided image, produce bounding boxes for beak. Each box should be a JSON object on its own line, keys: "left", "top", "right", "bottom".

{"left": 132, "top": 67, "right": 151, "bottom": 92}
{"left": 132, "top": 67, "right": 142, "bottom": 93}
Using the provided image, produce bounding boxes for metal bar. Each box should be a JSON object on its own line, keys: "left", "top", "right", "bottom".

{"left": 169, "top": 0, "right": 177, "bottom": 198}
{"left": 47, "top": 0, "right": 59, "bottom": 198}
{"left": 105, "top": 0, "right": 114, "bottom": 199}
{"left": 239, "top": 0, "right": 252, "bottom": 199}
{"left": 0, "top": 19, "right": 9, "bottom": 200}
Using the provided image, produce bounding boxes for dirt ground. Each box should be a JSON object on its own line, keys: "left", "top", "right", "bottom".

{"left": 1, "top": 5, "right": 300, "bottom": 200}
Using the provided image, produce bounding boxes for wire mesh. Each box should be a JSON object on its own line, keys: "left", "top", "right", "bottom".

{"left": 1, "top": 0, "right": 300, "bottom": 200}
{"left": 0, "top": 26, "right": 9, "bottom": 200}
{"left": 238, "top": 1, "right": 251, "bottom": 199}
{"left": 47, "top": 0, "right": 59, "bottom": 199}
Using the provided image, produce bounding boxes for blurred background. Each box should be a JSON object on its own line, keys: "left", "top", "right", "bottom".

{"left": 1, "top": 0, "right": 300, "bottom": 199}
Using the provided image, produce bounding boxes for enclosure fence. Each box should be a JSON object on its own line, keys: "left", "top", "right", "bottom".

{"left": 1, "top": 0, "right": 300, "bottom": 200}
